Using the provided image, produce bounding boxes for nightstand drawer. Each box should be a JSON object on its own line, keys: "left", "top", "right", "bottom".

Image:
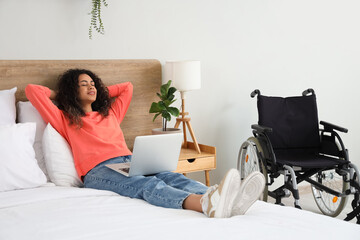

{"left": 174, "top": 142, "right": 216, "bottom": 186}
{"left": 175, "top": 156, "right": 216, "bottom": 173}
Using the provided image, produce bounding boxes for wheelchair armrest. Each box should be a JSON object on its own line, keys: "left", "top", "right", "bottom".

{"left": 251, "top": 124, "right": 273, "bottom": 134}
{"left": 320, "top": 121, "right": 348, "bottom": 133}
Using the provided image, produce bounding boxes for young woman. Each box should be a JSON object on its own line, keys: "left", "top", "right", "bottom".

{"left": 25, "top": 69, "right": 265, "bottom": 218}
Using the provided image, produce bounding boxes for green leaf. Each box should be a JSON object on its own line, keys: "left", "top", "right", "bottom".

{"left": 168, "top": 95, "right": 174, "bottom": 101}
{"left": 160, "top": 80, "right": 171, "bottom": 96}
{"left": 168, "top": 107, "right": 180, "bottom": 117}
{"left": 156, "top": 92, "right": 162, "bottom": 99}
{"left": 167, "top": 87, "right": 177, "bottom": 97}
{"left": 152, "top": 113, "right": 161, "bottom": 122}
{"left": 163, "top": 99, "right": 171, "bottom": 107}
{"left": 169, "top": 99, "right": 176, "bottom": 105}
{"left": 158, "top": 101, "right": 166, "bottom": 109}
{"left": 149, "top": 102, "right": 163, "bottom": 113}
{"left": 160, "top": 84, "right": 168, "bottom": 97}
{"left": 161, "top": 111, "right": 171, "bottom": 122}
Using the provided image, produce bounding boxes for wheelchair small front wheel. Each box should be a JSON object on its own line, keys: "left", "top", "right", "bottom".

{"left": 311, "top": 170, "right": 348, "bottom": 217}
{"left": 237, "top": 137, "right": 268, "bottom": 201}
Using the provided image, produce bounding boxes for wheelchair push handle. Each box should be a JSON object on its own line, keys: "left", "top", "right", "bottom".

{"left": 251, "top": 89, "right": 261, "bottom": 98}
{"left": 302, "top": 88, "right": 315, "bottom": 96}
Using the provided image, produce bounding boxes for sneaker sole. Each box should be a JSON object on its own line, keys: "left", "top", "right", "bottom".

{"left": 214, "top": 169, "right": 240, "bottom": 218}
{"left": 233, "top": 171, "right": 265, "bottom": 215}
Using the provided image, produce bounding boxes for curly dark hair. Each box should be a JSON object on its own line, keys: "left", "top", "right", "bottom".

{"left": 55, "top": 69, "right": 112, "bottom": 127}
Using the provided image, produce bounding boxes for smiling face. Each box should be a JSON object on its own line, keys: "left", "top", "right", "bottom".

{"left": 77, "top": 73, "right": 97, "bottom": 111}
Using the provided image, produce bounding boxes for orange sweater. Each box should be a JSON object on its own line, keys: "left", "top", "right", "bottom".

{"left": 25, "top": 83, "right": 133, "bottom": 178}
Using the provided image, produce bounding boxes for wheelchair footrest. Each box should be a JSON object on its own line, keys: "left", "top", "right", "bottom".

{"left": 344, "top": 204, "right": 360, "bottom": 224}
{"left": 344, "top": 195, "right": 360, "bottom": 224}
{"left": 295, "top": 205, "right": 302, "bottom": 209}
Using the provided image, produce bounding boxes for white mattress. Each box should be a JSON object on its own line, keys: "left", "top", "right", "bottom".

{"left": 0, "top": 185, "right": 359, "bottom": 240}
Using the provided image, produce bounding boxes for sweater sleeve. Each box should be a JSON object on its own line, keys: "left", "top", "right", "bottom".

{"left": 25, "top": 84, "right": 65, "bottom": 134}
{"left": 107, "top": 82, "right": 133, "bottom": 123}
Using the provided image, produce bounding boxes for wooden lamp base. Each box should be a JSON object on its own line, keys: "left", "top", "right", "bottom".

{"left": 174, "top": 98, "right": 201, "bottom": 154}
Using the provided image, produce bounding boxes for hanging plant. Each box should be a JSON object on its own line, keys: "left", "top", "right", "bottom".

{"left": 89, "top": 0, "right": 108, "bottom": 39}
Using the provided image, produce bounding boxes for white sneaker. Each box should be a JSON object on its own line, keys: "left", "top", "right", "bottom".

{"left": 200, "top": 169, "right": 240, "bottom": 218}
{"left": 231, "top": 171, "right": 265, "bottom": 216}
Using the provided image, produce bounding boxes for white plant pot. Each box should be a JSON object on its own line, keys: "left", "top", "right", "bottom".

{"left": 152, "top": 128, "right": 182, "bottom": 135}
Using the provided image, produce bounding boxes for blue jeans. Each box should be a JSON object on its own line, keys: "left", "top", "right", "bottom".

{"left": 83, "top": 156, "right": 208, "bottom": 209}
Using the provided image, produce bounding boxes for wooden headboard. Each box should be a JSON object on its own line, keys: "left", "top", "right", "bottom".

{"left": 0, "top": 59, "right": 162, "bottom": 149}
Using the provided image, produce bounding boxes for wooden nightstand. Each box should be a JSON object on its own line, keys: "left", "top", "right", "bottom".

{"left": 174, "top": 142, "right": 216, "bottom": 186}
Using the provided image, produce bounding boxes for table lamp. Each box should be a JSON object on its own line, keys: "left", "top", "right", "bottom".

{"left": 164, "top": 60, "right": 202, "bottom": 153}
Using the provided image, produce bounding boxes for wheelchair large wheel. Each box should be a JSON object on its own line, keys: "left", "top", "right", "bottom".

{"left": 311, "top": 170, "right": 349, "bottom": 217}
{"left": 238, "top": 137, "right": 268, "bottom": 201}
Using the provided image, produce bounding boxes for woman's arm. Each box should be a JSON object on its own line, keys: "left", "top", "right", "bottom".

{"left": 107, "top": 82, "right": 133, "bottom": 98}
{"left": 107, "top": 82, "right": 133, "bottom": 123}
{"left": 25, "top": 84, "right": 65, "bottom": 134}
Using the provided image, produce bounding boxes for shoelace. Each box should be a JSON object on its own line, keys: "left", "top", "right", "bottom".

{"left": 202, "top": 184, "right": 218, "bottom": 201}
{"left": 200, "top": 184, "right": 219, "bottom": 214}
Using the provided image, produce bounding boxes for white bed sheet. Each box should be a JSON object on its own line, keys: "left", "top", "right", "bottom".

{"left": 0, "top": 186, "right": 359, "bottom": 240}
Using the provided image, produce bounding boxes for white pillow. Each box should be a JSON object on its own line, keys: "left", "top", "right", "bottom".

{"left": 17, "top": 101, "right": 49, "bottom": 181}
{"left": 0, "top": 123, "right": 47, "bottom": 192}
{"left": 42, "top": 124, "right": 83, "bottom": 187}
{"left": 0, "top": 87, "right": 17, "bottom": 125}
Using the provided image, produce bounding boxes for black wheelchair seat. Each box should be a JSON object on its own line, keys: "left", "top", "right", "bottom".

{"left": 274, "top": 148, "right": 348, "bottom": 169}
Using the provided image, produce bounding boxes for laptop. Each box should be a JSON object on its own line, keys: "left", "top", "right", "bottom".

{"left": 106, "top": 133, "right": 183, "bottom": 177}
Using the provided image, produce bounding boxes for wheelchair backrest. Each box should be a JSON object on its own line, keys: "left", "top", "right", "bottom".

{"left": 257, "top": 92, "right": 320, "bottom": 150}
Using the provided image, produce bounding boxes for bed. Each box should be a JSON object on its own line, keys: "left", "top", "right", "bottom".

{"left": 0, "top": 59, "right": 359, "bottom": 240}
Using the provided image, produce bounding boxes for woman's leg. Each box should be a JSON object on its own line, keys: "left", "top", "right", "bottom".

{"left": 153, "top": 172, "right": 208, "bottom": 212}
{"left": 83, "top": 157, "right": 192, "bottom": 209}
{"left": 183, "top": 194, "right": 203, "bottom": 212}
{"left": 154, "top": 171, "right": 208, "bottom": 195}
{"left": 83, "top": 157, "right": 254, "bottom": 218}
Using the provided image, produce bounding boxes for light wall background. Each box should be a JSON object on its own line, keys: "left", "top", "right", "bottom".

{"left": 1, "top": 0, "right": 359, "bottom": 185}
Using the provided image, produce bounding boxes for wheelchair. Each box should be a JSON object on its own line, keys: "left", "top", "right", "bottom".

{"left": 237, "top": 89, "right": 360, "bottom": 223}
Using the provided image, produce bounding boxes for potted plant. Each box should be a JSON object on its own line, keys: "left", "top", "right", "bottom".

{"left": 149, "top": 80, "right": 181, "bottom": 134}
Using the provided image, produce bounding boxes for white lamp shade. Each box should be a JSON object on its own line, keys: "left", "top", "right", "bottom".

{"left": 164, "top": 61, "right": 201, "bottom": 92}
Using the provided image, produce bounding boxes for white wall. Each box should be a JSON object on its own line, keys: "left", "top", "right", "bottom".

{"left": 1, "top": 0, "right": 359, "bottom": 184}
